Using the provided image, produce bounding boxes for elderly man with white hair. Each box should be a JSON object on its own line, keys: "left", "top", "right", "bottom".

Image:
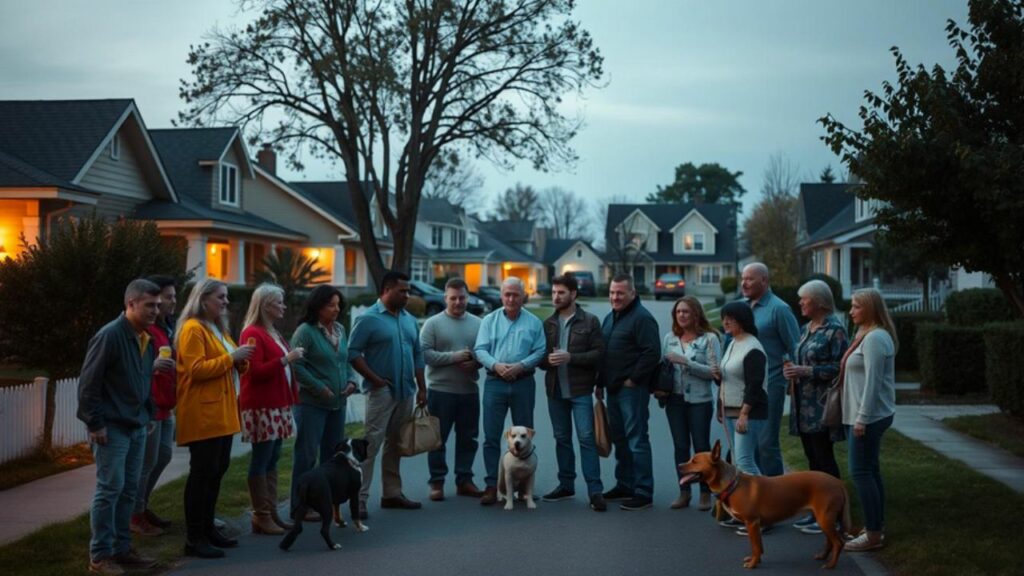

{"left": 740, "top": 262, "right": 800, "bottom": 478}
{"left": 474, "top": 277, "right": 546, "bottom": 505}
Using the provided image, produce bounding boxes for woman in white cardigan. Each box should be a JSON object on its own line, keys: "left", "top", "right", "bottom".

{"left": 841, "top": 289, "right": 897, "bottom": 553}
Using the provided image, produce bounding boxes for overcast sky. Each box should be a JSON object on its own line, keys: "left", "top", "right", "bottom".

{"left": 0, "top": 0, "right": 969, "bottom": 219}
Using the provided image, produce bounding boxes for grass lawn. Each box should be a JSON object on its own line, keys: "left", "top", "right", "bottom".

{"left": 0, "top": 444, "right": 94, "bottom": 491}
{"left": 0, "top": 423, "right": 363, "bottom": 576}
{"left": 943, "top": 412, "right": 1024, "bottom": 458}
{"left": 781, "top": 417, "right": 1024, "bottom": 576}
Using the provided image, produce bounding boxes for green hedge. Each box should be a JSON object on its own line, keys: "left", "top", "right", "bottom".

{"left": 917, "top": 323, "right": 988, "bottom": 395}
{"left": 720, "top": 276, "right": 738, "bottom": 295}
{"left": 984, "top": 322, "right": 1024, "bottom": 417}
{"left": 891, "top": 312, "right": 944, "bottom": 372}
{"left": 945, "top": 288, "right": 1008, "bottom": 326}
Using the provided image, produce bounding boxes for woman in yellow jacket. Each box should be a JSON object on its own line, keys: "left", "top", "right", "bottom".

{"left": 176, "top": 279, "right": 254, "bottom": 559}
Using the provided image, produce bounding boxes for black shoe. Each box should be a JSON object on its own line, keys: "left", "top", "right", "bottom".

{"left": 184, "top": 540, "right": 225, "bottom": 559}
{"left": 542, "top": 487, "right": 576, "bottom": 502}
{"left": 619, "top": 496, "right": 653, "bottom": 511}
{"left": 112, "top": 548, "right": 156, "bottom": 569}
{"left": 601, "top": 486, "right": 633, "bottom": 501}
{"left": 589, "top": 493, "right": 607, "bottom": 512}
{"left": 206, "top": 529, "right": 238, "bottom": 549}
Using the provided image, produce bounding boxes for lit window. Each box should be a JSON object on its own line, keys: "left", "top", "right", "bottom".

{"left": 219, "top": 164, "right": 239, "bottom": 206}
{"left": 683, "top": 233, "right": 705, "bottom": 252}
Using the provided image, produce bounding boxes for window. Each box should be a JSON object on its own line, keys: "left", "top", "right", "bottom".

{"left": 699, "top": 265, "right": 721, "bottom": 285}
{"left": 431, "top": 226, "right": 443, "bottom": 247}
{"left": 856, "top": 198, "right": 883, "bottom": 222}
{"left": 110, "top": 135, "right": 121, "bottom": 160}
{"left": 411, "top": 259, "right": 428, "bottom": 282}
{"left": 458, "top": 228, "right": 466, "bottom": 248}
{"left": 576, "top": 249, "right": 583, "bottom": 258}
{"left": 683, "top": 232, "right": 705, "bottom": 252}
{"left": 219, "top": 164, "right": 239, "bottom": 206}
{"left": 449, "top": 228, "right": 466, "bottom": 249}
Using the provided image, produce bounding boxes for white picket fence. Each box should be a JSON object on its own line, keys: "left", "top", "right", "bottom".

{"left": 0, "top": 377, "right": 89, "bottom": 464}
{"left": 891, "top": 292, "right": 947, "bottom": 313}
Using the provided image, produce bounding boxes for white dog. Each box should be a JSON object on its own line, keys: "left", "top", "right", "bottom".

{"left": 497, "top": 426, "right": 538, "bottom": 511}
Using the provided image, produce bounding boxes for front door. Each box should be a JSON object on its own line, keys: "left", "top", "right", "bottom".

{"left": 633, "top": 265, "right": 646, "bottom": 288}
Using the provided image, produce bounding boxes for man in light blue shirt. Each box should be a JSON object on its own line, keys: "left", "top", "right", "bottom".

{"left": 349, "top": 271, "right": 427, "bottom": 517}
{"left": 741, "top": 263, "right": 800, "bottom": 477}
{"left": 473, "top": 277, "right": 546, "bottom": 505}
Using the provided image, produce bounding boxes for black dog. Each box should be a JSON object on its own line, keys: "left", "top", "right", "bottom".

{"left": 279, "top": 439, "right": 370, "bottom": 551}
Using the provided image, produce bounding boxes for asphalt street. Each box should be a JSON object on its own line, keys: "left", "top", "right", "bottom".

{"left": 170, "top": 298, "right": 872, "bottom": 576}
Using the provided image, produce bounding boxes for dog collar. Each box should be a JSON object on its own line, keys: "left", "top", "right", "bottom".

{"left": 716, "top": 474, "right": 741, "bottom": 506}
{"left": 514, "top": 446, "right": 536, "bottom": 460}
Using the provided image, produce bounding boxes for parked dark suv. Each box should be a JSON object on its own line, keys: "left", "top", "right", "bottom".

{"left": 472, "top": 285, "right": 502, "bottom": 313}
{"left": 409, "top": 280, "right": 486, "bottom": 316}
{"left": 654, "top": 273, "right": 686, "bottom": 300}
{"left": 568, "top": 271, "right": 597, "bottom": 297}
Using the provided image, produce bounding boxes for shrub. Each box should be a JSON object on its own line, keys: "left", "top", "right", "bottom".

{"left": 984, "top": 322, "right": 1024, "bottom": 417}
{"left": 349, "top": 292, "right": 380, "bottom": 308}
{"left": 891, "top": 312, "right": 944, "bottom": 372}
{"left": 596, "top": 283, "right": 610, "bottom": 297}
{"left": 917, "top": 323, "right": 988, "bottom": 395}
{"left": 771, "top": 285, "right": 802, "bottom": 321}
{"left": 720, "top": 276, "right": 738, "bottom": 295}
{"left": 945, "top": 288, "right": 1008, "bottom": 326}
{"left": 406, "top": 295, "right": 427, "bottom": 318}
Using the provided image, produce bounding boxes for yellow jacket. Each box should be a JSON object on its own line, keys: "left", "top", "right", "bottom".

{"left": 175, "top": 318, "right": 243, "bottom": 445}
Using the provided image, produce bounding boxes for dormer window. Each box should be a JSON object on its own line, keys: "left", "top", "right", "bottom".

{"left": 683, "top": 232, "right": 704, "bottom": 252}
{"left": 219, "top": 163, "right": 239, "bottom": 206}
{"left": 110, "top": 135, "right": 121, "bottom": 160}
{"left": 431, "top": 226, "right": 443, "bottom": 247}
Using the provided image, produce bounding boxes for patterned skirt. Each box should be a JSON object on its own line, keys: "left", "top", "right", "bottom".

{"left": 241, "top": 406, "right": 295, "bottom": 443}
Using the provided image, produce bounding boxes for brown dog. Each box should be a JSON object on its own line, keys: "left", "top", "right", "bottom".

{"left": 679, "top": 440, "right": 850, "bottom": 569}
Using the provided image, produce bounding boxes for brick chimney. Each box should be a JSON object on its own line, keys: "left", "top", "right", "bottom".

{"left": 256, "top": 143, "right": 276, "bottom": 175}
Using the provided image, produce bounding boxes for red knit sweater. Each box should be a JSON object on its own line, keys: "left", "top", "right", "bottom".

{"left": 146, "top": 323, "right": 176, "bottom": 420}
{"left": 239, "top": 325, "right": 299, "bottom": 410}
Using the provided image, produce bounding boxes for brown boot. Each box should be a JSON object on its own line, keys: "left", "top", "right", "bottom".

{"left": 480, "top": 487, "right": 498, "bottom": 506}
{"left": 248, "top": 476, "right": 285, "bottom": 535}
{"left": 698, "top": 491, "right": 712, "bottom": 511}
{"left": 457, "top": 481, "right": 485, "bottom": 497}
{"left": 266, "top": 470, "right": 293, "bottom": 530}
{"left": 670, "top": 491, "right": 691, "bottom": 509}
{"left": 429, "top": 482, "right": 445, "bottom": 501}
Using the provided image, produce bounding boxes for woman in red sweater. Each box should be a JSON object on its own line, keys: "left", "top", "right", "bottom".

{"left": 240, "top": 284, "right": 304, "bottom": 534}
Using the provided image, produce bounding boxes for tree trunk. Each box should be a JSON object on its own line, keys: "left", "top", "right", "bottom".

{"left": 993, "top": 273, "right": 1024, "bottom": 319}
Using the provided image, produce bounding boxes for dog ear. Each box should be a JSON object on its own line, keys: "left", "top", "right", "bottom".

{"left": 712, "top": 440, "right": 721, "bottom": 462}
{"left": 506, "top": 428, "right": 514, "bottom": 442}
{"left": 526, "top": 428, "right": 535, "bottom": 439}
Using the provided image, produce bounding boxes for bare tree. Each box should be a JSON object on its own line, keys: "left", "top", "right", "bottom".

{"left": 762, "top": 152, "right": 800, "bottom": 200}
{"left": 539, "top": 187, "right": 590, "bottom": 240}
{"left": 422, "top": 159, "right": 485, "bottom": 213}
{"left": 179, "top": 0, "right": 603, "bottom": 285}
{"left": 491, "top": 183, "right": 541, "bottom": 222}
{"left": 744, "top": 153, "right": 802, "bottom": 285}
{"left": 591, "top": 193, "right": 632, "bottom": 251}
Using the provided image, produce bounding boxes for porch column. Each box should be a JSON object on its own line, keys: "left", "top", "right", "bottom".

{"left": 333, "top": 244, "right": 346, "bottom": 286}
{"left": 22, "top": 201, "right": 41, "bottom": 246}
{"left": 232, "top": 239, "right": 246, "bottom": 285}
{"left": 186, "top": 233, "right": 208, "bottom": 281}
{"left": 840, "top": 246, "right": 852, "bottom": 298}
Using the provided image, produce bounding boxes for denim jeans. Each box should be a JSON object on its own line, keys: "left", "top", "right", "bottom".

{"left": 548, "top": 393, "right": 603, "bottom": 495}
{"left": 725, "top": 416, "right": 766, "bottom": 475}
{"left": 90, "top": 423, "right": 146, "bottom": 561}
{"left": 848, "top": 414, "right": 893, "bottom": 532}
{"left": 291, "top": 402, "right": 346, "bottom": 512}
{"left": 756, "top": 381, "right": 786, "bottom": 476}
{"left": 184, "top": 435, "right": 233, "bottom": 543}
{"left": 665, "top": 397, "right": 712, "bottom": 493}
{"left": 134, "top": 417, "right": 174, "bottom": 514}
{"left": 482, "top": 377, "right": 536, "bottom": 488}
{"left": 427, "top": 389, "right": 480, "bottom": 486}
{"left": 606, "top": 385, "right": 654, "bottom": 498}
{"left": 249, "top": 439, "right": 283, "bottom": 477}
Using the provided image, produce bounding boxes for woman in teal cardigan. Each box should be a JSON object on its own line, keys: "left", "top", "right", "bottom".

{"left": 289, "top": 285, "right": 357, "bottom": 519}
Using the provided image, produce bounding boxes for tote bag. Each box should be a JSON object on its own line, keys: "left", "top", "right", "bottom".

{"left": 593, "top": 398, "right": 612, "bottom": 458}
{"left": 399, "top": 406, "right": 443, "bottom": 457}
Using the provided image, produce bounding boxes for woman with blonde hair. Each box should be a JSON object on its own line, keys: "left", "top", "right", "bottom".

{"left": 176, "top": 279, "right": 254, "bottom": 559}
{"left": 660, "top": 296, "right": 721, "bottom": 510}
{"left": 239, "top": 284, "right": 305, "bottom": 535}
{"left": 841, "top": 288, "right": 897, "bottom": 552}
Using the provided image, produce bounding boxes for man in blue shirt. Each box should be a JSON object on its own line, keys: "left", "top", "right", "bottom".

{"left": 474, "top": 277, "right": 546, "bottom": 505}
{"left": 349, "top": 271, "right": 427, "bottom": 518}
{"left": 741, "top": 263, "right": 800, "bottom": 477}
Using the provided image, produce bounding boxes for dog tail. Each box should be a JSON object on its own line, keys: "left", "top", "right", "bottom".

{"left": 840, "top": 486, "right": 852, "bottom": 537}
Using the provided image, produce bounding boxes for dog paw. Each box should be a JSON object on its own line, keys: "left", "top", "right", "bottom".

{"left": 503, "top": 503, "right": 514, "bottom": 511}
{"left": 355, "top": 524, "right": 370, "bottom": 533}
{"left": 814, "top": 552, "right": 827, "bottom": 561}
{"left": 526, "top": 500, "right": 537, "bottom": 510}
{"left": 331, "top": 543, "right": 342, "bottom": 550}
{"left": 742, "top": 556, "right": 760, "bottom": 569}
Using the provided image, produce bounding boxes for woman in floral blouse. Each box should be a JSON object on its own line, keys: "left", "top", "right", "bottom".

{"left": 783, "top": 279, "right": 849, "bottom": 534}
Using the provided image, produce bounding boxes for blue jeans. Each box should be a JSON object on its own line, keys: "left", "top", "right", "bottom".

{"left": 427, "top": 389, "right": 480, "bottom": 486}
{"left": 482, "top": 377, "right": 535, "bottom": 488}
{"left": 134, "top": 417, "right": 174, "bottom": 513}
{"left": 548, "top": 393, "right": 603, "bottom": 495}
{"left": 249, "top": 439, "right": 283, "bottom": 477}
{"left": 90, "top": 423, "right": 146, "bottom": 561}
{"left": 848, "top": 415, "right": 893, "bottom": 532}
{"left": 725, "top": 416, "right": 766, "bottom": 475}
{"left": 665, "top": 397, "right": 712, "bottom": 493}
{"left": 607, "top": 385, "right": 654, "bottom": 498}
{"left": 756, "top": 381, "right": 786, "bottom": 476}
{"left": 291, "top": 402, "right": 346, "bottom": 512}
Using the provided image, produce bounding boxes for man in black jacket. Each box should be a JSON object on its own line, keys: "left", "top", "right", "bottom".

{"left": 598, "top": 274, "right": 661, "bottom": 510}
{"left": 538, "top": 274, "right": 606, "bottom": 511}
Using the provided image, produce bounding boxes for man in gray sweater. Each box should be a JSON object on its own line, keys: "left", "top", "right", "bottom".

{"left": 420, "top": 277, "right": 484, "bottom": 501}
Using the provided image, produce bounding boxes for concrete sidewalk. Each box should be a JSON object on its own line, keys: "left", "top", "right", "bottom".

{"left": 892, "top": 404, "right": 1024, "bottom": 493}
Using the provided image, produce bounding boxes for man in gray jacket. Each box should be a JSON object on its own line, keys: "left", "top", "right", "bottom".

{"left": 420, "top": 277, "right": 484, "bottom": 501}
{"left": 77, "top": 279, "right": 175, "bottom": 575}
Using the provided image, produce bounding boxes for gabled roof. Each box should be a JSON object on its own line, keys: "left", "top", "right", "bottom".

{"left": 669, "top": 208, "right": 719, "bottom": 234}
{"left": 134, "top": 197, "right": 306, "bottom": 241}
{"left": 799, "top": 202, "right": 877, "bottom": 248}
{"left": 542, "top": 238, "right": 601, "bottom": 265}
{"left": 287, "top": 180, "right": 376, "bottom": 231}
{"left": 0, "top": 149, "right": 88, "bottom": 191}
{"left": 419, "top": 198, "right": 464, "bottom": 226}
{"left": 149, "top": 128, "right": 238, "bottom": 204}
{"left": 485, "top": 220, "right": 535, "bottom": 242}
{"left": 605, "top": 203, "right": 736, "bottom": 263}
{"left": 799, "top": 183, "right": 855, "bottom": 237}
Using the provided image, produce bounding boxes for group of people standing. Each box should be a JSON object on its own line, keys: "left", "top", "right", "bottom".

{"left": 76, "top": 261, "right": 896, "bottom": 574}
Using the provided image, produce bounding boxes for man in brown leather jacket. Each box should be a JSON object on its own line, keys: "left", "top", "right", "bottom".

{"left": 538, "top": 273, "right": 607, "bottom": 511}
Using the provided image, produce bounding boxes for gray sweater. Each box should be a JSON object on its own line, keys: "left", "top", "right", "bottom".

{"left": 842, "top": 329, "right": 896, "bottom": 425}
{"left": 420, "top": 311, "right": 482, "bottom": 394}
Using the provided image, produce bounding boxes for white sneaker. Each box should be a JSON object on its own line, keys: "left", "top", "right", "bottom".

{"left": 844, "top": 532, "right": 884, "bottom": 551}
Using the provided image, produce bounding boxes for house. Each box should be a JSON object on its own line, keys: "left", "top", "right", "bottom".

{"left": 604, "top": 203, "right": 737, "bottom": 296}
{"left": 541, "top": 238, "right": 606, "bottom": 284}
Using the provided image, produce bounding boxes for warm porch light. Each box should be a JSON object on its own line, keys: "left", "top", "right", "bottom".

{"left": 0, "top": 244, "right": 7, "bottom": 261}
{"left": 310, "top": 248, "right": 322, "bottom": 260}
{"left": 503, "top": 263, "right": 512, "bottom": 271}
{"left": 210, "top": 245, "right": 218, "bottom": 255}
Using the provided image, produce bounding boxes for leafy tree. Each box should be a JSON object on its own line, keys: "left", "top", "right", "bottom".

{"left": 491, "top": 183, "right": 541, "bottom": 222}
{"left": 872, "top": 232, "right": 949, "bottom": 311}
{"left": 0, "top": 217, "right": 188, "bottom": 451}
{"left": 254, "top": 248, "right": 329, "bottom": 306}
{"left": 821, "top": 0, "right": 1024, "bottom": 317}
{"left": 646, "top": 162, "right": 746, "bottom": 209}
{"left": 179, "top": 0, "right": 603, "bottom": 287}
{"left": 819, "top": 165, "right": 837, "bottom": 183}
{"left": 744, "top": 195, "right": 801, "bottom": 286}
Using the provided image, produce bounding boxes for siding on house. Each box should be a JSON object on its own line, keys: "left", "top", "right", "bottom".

{"left": 619, "top": 211, "right": 659, "bottom": 252}
{"left": 77, "top": 131, "right": 151, "bottom": 201}
{"left": 671, "top": 214, "right": 716, "bottom": 255}
{"left": 246, "top": 174, "right": 343, "bottom": 245}
{"left": 552, "top": 242, "right": 604, "bottom": 278}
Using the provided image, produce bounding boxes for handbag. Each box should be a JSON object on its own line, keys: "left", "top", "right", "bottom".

{"left": 398, "top": 405, "right": 442, "bottom": 457}
{"left": 593, "top": 398, "right": 612, "bottom": 458}
{"left": 653, "top": 359, "right": 675, "bottom": 394}
{"left": 822, "top": 377, "right": 843, "bottom": 428}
